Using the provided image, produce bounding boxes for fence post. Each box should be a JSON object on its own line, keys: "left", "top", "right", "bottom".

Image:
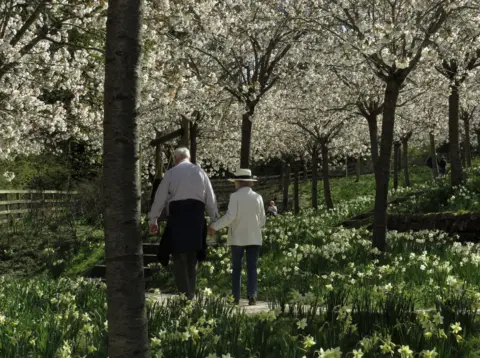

{"left": 294, "top": 163, "right": 300, "bottom": 215}
{"left": 282, "top": 163, "right": 290, "bottom": 212}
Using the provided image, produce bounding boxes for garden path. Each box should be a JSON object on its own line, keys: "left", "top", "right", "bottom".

{"left": 146, "top": 292, "right": 270, "bottom": 314}
{"left": 146, "top": 292, "right": 447, "bottom": 317}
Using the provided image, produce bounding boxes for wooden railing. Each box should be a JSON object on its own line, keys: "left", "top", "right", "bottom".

{"left": 0, "top": 190, "right": 76, "bottom": 226}
{"left": 209, "top": 160, "right": 373, "bottom": 208}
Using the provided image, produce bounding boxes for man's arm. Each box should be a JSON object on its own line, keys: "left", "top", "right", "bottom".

{"left": 203, "top": 171, "right": 218, "bottom": 221}
{"left": 210, "top": 194, "right": 237, "bottom": 231}
{"left": 148, "top": 172, "right": 170, "bottom": 225}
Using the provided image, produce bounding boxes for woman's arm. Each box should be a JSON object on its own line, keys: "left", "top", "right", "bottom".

{"left": 210, "top": 194, "right": 238, "bottom": 231}
{"left": 258, "top": 196, "right": 266, "bottom": 228}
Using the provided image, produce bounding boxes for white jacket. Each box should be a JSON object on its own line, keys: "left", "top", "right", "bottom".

{"left": 210, "top": 187, "right": 266, "bottom": 246}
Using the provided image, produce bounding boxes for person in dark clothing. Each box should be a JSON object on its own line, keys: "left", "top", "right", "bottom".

{"left": 426, "top": 156, "right": 433, "bottom": 168}
{"left": 149, "top": 147, "right": 218, "bottom": 300}
{"left": 438, "top": 156, "right": 447, "bottom": 175}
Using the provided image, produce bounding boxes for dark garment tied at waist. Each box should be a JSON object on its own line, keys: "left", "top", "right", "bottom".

{"left": 157, "top": 199, "right": 207, "bottom": 267}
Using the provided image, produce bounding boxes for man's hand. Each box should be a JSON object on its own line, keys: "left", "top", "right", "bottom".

{"left": 208, "top": 227, "right": 216, "bottom": 236}
{"left": 150, "top": 222, "right": 159, "bottom": 234}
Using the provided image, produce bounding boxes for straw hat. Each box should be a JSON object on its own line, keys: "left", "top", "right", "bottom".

{"left": 228, "top": 168, "right": 258, "bottom": 182}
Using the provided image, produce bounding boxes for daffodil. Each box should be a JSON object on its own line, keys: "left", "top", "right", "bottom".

{"left": 297, "top": 318, "right": 308, "bottom": 330}
{"left": 398, "top": 345, "right": 414, "bottom": 358}
{"left": 303, "top": 335, "right": 316, "bottom": 349}
{"left": 352, "top": 349, "right": 364, "bottom": 357}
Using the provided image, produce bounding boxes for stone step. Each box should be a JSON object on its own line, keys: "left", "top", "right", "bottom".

{"left": 143, "top": 243, "right": 159, "bottom": 255}
{"left": 143, "top": 254, "right": 158, "bottom": 265}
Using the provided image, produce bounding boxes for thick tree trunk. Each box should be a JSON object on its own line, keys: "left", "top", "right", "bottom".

{"left": 282, "top": 163, "right": 290, "bottom": 212}
{"left": 449, "top": 84, "right": 463, "bottom": 186}
{"left": 393, "top": 143, "right": 400, "bottom": 190}
{"left": 190, "top": 121, "right": 198, "bottom": 164}
{"left": 402, "top": 139, "right": 410, "bottom": 187}
{"left": 240, "top": 110, "right": 253, "bottom": 168}
{"left": 311, "top": 146, "right": 319, "bottom": 210}
{"left": 103, "top": 1, "right": 148, "bottom": 357}
{"left": 464, "top": 117, "right": 472, "bottom": 168}
{"left": 372, "top": 79, "right": 401, "bottom": 252}
{"left": 355, "top": 156, "right": 361, "bottom": 182}
{"left": 366, "top": 115, "right": 379, "bottom": 173}
{"left": 429, "top": 133, "right": 438, "bottom": 178}
{"left": 321, "top": 142, "right": 333, "bottom": 209}
{"left": 293, "top": 163, "right": 300, "bottom": 214}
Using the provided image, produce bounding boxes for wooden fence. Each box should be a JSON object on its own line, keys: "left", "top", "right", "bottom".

{"left": 0, "top": 190, "right": 76, "bottom": 226}
{"left": 209, "top": 159, "right": 374, "bottom": 209}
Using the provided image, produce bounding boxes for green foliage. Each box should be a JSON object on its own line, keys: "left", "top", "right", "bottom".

{"left": 0, "top": 155, "right": 71, "bottom": 190}
{"left": 0, "top": 143, "right": 101, "bottom": 191}
{"left": 293, "top": 165, "right": 432, "bottom": 210}
{"left": 2, "top": 164, "right": 480, "bottom": 356}
{"left": 0, "top": 207, "right": 104, "bottom": 278}
{"left": 391, "top": 164, "right": 480, "bottom": 214}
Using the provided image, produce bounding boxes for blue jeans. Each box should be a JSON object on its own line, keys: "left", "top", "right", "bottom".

{"left": 231, "top": 245, "right": 260, "bottom": 300}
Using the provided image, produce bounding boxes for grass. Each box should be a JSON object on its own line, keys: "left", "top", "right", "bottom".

{"left": 2, "top": 162, "right": 480, "bottom": 357}
{"left": 63, "top": 239, "right": 104, "bottom": 277}
{"left": 390, "top": 163, "right": 480, "bottom": 215}
{"left": 3, "top": 197, "right": 480, "bottom": 356}
{"left": 291, "top": 165, "right": 433, "bottom": 210}
{"left": 0, "top": 211, "right": 104, "bottom": 278}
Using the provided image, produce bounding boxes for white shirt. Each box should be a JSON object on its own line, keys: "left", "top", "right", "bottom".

{"left": 210, "top": 187, "right": 266, "bottom": 246}
{"left": 148, "top": 160, "right": 218, "bottom": 224}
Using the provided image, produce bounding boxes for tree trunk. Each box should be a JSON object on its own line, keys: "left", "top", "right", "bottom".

{"left": 240, "top": 110, "right": 253, "bottom": 168}
{"left": 464, "top": 117, "right": 472, "bottom": 168}
{"left": 393, "top": 143, "right": 400, "bottom": 190}
{"left": 279, "top": 161, "right": 284, "bottom": 191}
{"left": 476, "top": 129, "right": 480, "bottom": 152}
{"left": 103, "top": 0, "right": 148, "bottom": 357}
{"left": 311, "top": 146, "right": 319, "bottom": 210}
{"left": 321, "top": 142, "right": 333, "bottom": 209}
{"left": 293, "top": 163, "right": 300, "bottom": 214}
{"left": 372, "top": 79, "right": 401, "bottom": 252}
{"left": 154, "top": 143, "right": 163, "bottom": 180}
{"left": 190, "top": 121, "right": 198, "bottom": 165}
{"left": 282, "top": 162, "right": 290, "bottom": 212}
{"left": 402, "top": 139, "right": 410, "bottom": 187}
{"left": 449, "top": 84, "right": 463, "bottom": 186}
{"left": 180, "top": 116, "right": 190, "bottom": 148}
{"left": 366, "top": 115, "right": 379, "bottom": 173}
{"left": 355, "top": 156, "right": 361, "bottom": 182}
{"left": 303, "top": 159, "right": 309, "bottom": 181}
{"left": 429, "top": 133, "right": 438, "bottom": 178}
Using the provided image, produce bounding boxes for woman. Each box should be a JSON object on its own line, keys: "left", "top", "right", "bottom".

{"left": 208, "top": 168, "right": 266, "bottom": 306}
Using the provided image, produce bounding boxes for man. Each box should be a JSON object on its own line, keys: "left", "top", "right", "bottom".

{"left": 149, "top": 147, "right": 218, "bottom": 300}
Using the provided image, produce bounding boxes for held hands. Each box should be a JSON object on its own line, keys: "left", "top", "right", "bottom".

{"left": 150, "top": 222, "right": 159, "bottom": 234}
{"left": 208, "top": 227, "right": 216, "bottom": 236}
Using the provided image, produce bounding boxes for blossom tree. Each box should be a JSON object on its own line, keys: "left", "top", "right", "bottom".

{"left": 160, "top": 0, "right": 306, "bottom": 168}
{"left": 305, "top": 0, "right": 466, "bottom": 251}
{"left": 433, "top": 8, "right": 480, "bottom": 184}
{"left": 0, "top": 0, "right": 106, "bottom": 158}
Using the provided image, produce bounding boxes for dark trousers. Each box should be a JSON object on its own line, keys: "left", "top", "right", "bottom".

{"left": 172, "top": 252, "right": 198, "bottom": 300}
{"left": 231, "top": 245, "right": 260, "bottom": 300}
